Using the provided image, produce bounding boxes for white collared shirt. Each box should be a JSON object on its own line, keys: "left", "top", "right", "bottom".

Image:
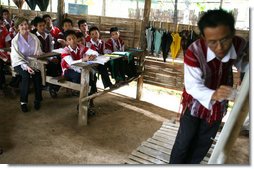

{"left": 184, "top": 45, "right": 237, "bottom": 110}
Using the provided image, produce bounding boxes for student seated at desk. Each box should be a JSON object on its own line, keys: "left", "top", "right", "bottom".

{"left": 61, "top": 30, "right": 98, "bottom": 93}
{"left": 105, "top": 27, "right": 136, "bottom": 83}
{"left": 33, "top": 16, "right": 62, "bottom": 96}
{"left": 88, "top": 26, "right": 113, "bottom": 89}
{"left": 10, "top": 17, "right": 43, "bottom": 112}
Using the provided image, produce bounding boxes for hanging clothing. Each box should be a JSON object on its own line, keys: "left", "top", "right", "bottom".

{"left": 180, "top": 30, "right": 199, "bottom": 55}
{"left": 154, "top": 30, "right": 163, "bottom": 56}
{"left": 161, "top": 31, "right": 173, "bottom": 62}
{"left": 170, "top": 32, "right": 182, "bottom": 60}
{"left": 145, "top": 27, "right": 153, "bottom": 53}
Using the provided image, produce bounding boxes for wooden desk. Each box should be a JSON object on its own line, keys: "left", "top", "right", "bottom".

{"left": 29, "top": 51, "right": 145, "bottom": 126}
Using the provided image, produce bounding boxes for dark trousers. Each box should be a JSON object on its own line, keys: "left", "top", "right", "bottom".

{"left": 97, "top": 64, "right": 112, "bottom": 88}
{"left": 169, "top": 109, "right": 221, "bottom": 164}
{"left": 0, "top": 59, "right": 5, "bottom": 89}
{"left": 14, "top": 65, "right": 42, "bottom": 103}
{"left": 64, "top": 69, "right": 97, "bottom": 94}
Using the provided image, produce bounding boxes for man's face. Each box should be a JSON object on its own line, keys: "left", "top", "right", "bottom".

{"left": 111, "top": 31, "right": 119, "bottom": 40}
{"left": 90, "top": 30, "right": 99, "bottom": 41}
{"left": 36, "top": 22, "right": 46, "bottom": 33}
{"left": 203, "top": 25, "right": 233, "bottom": 59}
{"left": 63, "top": 22, "right": 73, "bottom": 31}
{"left": 79, "top": 23, "right": 88, "bottom": 33}
{"left": 66, "top": 34, "right": 77, "bottom": 49}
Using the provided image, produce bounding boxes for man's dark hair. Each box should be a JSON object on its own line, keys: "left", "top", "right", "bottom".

{"left": 33, "top": 16, "right": 45, "bottom": 27}
{"left": 198, "top": 9, "right": 235, "bottom": 36}
{"left": 89, "top": 26, "right": 100, "bottom": 34}
{"left": 64, "top": 30, "right": 76, "bottom": 40}
{"left": 76, "top": 32, "right": 84, "bottom": 39}
{"left": 78, "top": 19, "right": 87, "bottom": 28}
{"left": 42, "top": 14, "right": 51, "bottom": 20}
{"left": 110, "top": 27, "right": 119, "bottom": 34}
{"left": 62, "top": 18, "right": 73, "bottom": 27}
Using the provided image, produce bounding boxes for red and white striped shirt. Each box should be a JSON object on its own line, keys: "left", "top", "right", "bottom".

{"left": 182, "top": 36, "right": 247, "bottom": 123}
{"left": 61, "top": 44, "right": 98, "bottom": 74}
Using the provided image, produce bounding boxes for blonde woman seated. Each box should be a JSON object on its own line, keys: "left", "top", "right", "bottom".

{"left": 10, "top": 17, "right": 43, "bottom": 112}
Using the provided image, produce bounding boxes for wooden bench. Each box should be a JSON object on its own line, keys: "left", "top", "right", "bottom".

{"left": 124, "top": 120, "right": 220, "bottom": 164}
{"left": 29, "top": 50, "right": 145, "bottom": 126}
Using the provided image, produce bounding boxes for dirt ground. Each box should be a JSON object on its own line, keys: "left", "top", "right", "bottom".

{"left": 0, "top": 82, "right": 249, "bottom": 164}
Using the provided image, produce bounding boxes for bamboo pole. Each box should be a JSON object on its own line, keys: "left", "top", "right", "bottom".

{"left": 140, "top": 0, "right": 151, "bottom": 51}
{"left": 57, "top": 0, "right": 64, "bottom": 28}
{"left": 208, "top": 68, "right": 249, "bottom": 164}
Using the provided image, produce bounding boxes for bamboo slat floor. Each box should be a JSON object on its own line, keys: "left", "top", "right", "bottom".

{"left": 124, "top": 120, "right": 219, "bottom": 164}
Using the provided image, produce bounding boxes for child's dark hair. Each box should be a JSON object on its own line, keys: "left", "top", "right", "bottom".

{"left": 198, "top": 9, "right": 235, "bottom": 36}
{"left": 62, "top": 18, "right": 73, "bottom": 27}
{"left": 64, "top": 30, "right": 76, "bottom": 40}
{"left": 110, "top": 27, "right": 118, "bottom": 34}
{"left": 42, "top": 14, "right": 51, "bottom": 20}
{"left": 89, "top": 26, "right": 100, "bottom": 34}
{"left": 76, "top": 32, "right": 84, "bottom": 39}
{"left": 1, "top": 9, "right": 9, "bottom": 15}
{"left": 78, "top": 19, "right": 87, "bottom": 28}
{"left": 33, "top": 16, "right": 45, "bottom": 27}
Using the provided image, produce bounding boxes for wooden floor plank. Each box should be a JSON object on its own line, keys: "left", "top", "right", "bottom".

{"left": 157, "top": 129, "right": 177, "bottom": 137}
{"left": 137, "top": 146, "right": 170, "bottom": 163}
{"left": 141, "top": 141, "right": 171, "bottom": 155}
{"left": 161, "top": 125, "right": 179, "bottom": 131}
{"left": 125, "top": 121, "right": 219, "bottom": 165}
{"left": 129, "top": 155, "right": 153, "bottom": 164}
{"left": 152, "top": 134, "right": 175, "bottom": 144}
{"left": 147, "top": 138, "right": 174, "bottom": 149}
{"left": 124, "top": 158, "right": 141, "bottom": 164}
{"left": 131, "top": 150, "right": 167, "bottom": 164}
{"left": 153, "top": 132, "right": 176, "bottom": 141}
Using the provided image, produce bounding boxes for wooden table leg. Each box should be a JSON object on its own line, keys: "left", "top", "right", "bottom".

{"left": 78, "top": 68, "right": 90, "bottom": 126}
{"left": 136, "top": 75, "right": 143, "bottom": 100}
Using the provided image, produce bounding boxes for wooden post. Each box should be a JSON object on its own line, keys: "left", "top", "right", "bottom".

{"left": 208, "top": 69, "right": 249, "bottom": 164}
{"left": 173, "top": 0, "right": 178, "bottom": 32}
{"left": 140, "top": 0, "right": 151, "bottom": 51}
{"left": 57, "top": 0, "right": 64, "bottom": 28}
{"left": 50, "top": 0, "right": 52, "bottom": 12}
{"left": 136, "top": 52, "right": 145, "bottom": 100}
{"left": 219, "top": 0, "right": 224, "bottom": 8}
{"left": 78, "top": 68, "right": 90, "bottom": 126}
{"left": 102, "top": 0, "right": 106, "bottom": 16}
{"left": 137, "top": 0, "right": 151, "bottom": 100}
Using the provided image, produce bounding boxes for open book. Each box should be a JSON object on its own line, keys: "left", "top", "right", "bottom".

{"left": 71, "top": 55, "right": 111, "bottom": 66}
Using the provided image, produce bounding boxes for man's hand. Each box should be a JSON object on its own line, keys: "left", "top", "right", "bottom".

{"left": 212, "top": 85, "right": 234, "bottom": 101}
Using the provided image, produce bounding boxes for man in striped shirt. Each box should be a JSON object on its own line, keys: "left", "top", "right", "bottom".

{"left": 169, "top": 9, "right": 248, "bottom": 164}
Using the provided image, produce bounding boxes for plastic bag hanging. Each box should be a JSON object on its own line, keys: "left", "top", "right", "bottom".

{"left": 12, "top": 0, "right": 25, "bottom": 9}
{"left": 170, "top": 32, "right": 182, "bottom": 60}
{"left": 36, "top": 0, "right": 49, "bottom": 11}
{"left": 25, "top": 0, "right": 36, "bottom": 10}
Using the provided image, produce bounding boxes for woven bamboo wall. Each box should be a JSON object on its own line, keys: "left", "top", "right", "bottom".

{"left": 64, "top": 14, "right": 142, "bottom": 49}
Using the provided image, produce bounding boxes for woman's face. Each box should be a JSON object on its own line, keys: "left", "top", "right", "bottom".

{"left": 18, "top": 21, "right": 29, "bottom": 34}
